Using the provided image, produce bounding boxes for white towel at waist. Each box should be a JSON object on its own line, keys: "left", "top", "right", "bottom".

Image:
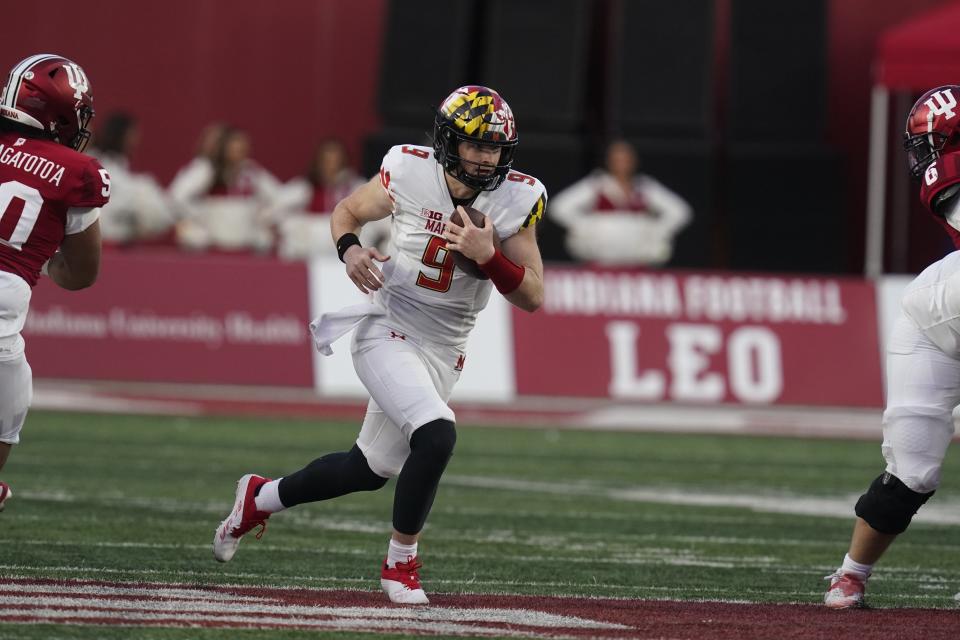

{"left": 309, "top": 302, "right": 385, "bottom": 356}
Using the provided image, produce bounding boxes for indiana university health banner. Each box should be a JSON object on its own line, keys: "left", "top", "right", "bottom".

{"left": 22, "top": 251, "right": 314, "bottom": 387}
{"left": 512, "top": 268, "right": 884, "bottom": 407}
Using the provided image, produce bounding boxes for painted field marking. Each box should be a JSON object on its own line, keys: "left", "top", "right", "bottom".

{"left": 0, "top": 578, "right": 630, "bottom": 638}
{"left": 0, "top": 568, "right": 952, "bottom": 606}
{"left": 4, "top": 576, "right": 960, "bottom": 640}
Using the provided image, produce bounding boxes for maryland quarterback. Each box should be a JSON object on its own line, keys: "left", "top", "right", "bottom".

{"left": 213, "top": 86, "right": 546, "bottom": 604}
{"left": 825, "top": 86, "right": 960, "bottom": 608}
{"left": 0, "top": 54, "right": 110, "bottom": 511}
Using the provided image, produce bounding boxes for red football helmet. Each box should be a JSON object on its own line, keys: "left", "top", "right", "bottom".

{"left": 433, "top": 85, "right": 518, "bottom": 191}
{"left": 904, "top": 85, "right": 960, "bottom": 180}
{"left": 0, "top": 54, "right": 95, "bottom": 152}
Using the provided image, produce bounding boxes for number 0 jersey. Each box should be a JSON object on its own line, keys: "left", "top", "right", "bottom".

{"left": 374, "top": 144, "right": 546, "bottom": 346}
{"left": 0, "top": 131, "right": 109, "bottom": 287}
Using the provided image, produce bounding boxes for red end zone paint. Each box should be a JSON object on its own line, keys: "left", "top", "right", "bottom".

{"left": 1, "top": 578, "right": 958, "bottom": 639}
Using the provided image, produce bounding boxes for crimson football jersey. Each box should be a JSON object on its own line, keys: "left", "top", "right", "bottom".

{"left": 0, "top": 131, "right": 109, "bottom": 286}
{"left": 919, "top": 152, "right": 960, "bottom": 249}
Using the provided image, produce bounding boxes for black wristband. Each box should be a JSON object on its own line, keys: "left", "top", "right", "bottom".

{"left": 336, "top": 233, "right": 362, "bottom": 262}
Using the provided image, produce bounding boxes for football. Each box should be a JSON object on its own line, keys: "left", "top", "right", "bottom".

{"left": 448, "top": 206, "right": 500, "bottom": 279}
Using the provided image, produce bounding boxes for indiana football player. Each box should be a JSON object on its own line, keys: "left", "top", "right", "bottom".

{"left": 213, "top": 85, "right": 546, "bottom": 604}
{"left": 0, "top": 54, "right": 110, "bottom": 511}
{"left": 825, "top": 85, "right": 960, "bottom": 608}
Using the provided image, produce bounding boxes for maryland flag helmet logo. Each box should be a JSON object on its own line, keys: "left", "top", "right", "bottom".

{"left": 433, "top": 85, "right": 519, "bottom": 191}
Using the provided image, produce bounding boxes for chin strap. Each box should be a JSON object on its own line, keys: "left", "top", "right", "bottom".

{"left": 479, "top": 249, "right": 525, "bottom": 294}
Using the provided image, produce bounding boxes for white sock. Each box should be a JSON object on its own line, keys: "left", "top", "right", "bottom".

{"left": 254, "top": 478, "right": 286, "bottom": 514}
{"left": 386, "top": 539, "right": 418, "bottom": 568}
{"left": 840, "top": 553, "right": 873, "bottom": 580}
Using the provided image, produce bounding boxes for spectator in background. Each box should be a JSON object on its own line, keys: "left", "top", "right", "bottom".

{"left": 549, "top": 139, "right": 691, "bottom": 266}
{"left": 168, "top": 122, "right": 225, "bottom": 224}
{"left": 91, "top": 112, "right": 174, "bottom": 246}
{"left": 269, "top": 139, "right": 388, "bottom": 260}
{"left": 170, "top": 125, "right": 280, "bottom": 252}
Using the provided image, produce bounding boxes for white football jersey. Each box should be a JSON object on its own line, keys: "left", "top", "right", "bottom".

{"left": 373, "top": 144, "right": 546, "bottom": 346}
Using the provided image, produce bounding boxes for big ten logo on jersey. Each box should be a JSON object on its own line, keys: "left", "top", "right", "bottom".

{"left": 418, "top": 208, "right": 447, "bottom": 235}
{"left": 926, "top": 88, "right": 958, "bottom": 120}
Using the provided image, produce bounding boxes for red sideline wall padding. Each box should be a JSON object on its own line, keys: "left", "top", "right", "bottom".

{"left": 23, "top": 251, "right": 313, "bottom": 387}
{"left": 0, "top": 0, "right": 386, "bottom": 184}
{"left": 513, "top": 268, "right": 884, "bottom": 407}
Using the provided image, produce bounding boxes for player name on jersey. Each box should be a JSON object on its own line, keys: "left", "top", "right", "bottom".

{"left": 0, "top": 140, "right": 66, "bottom": 186}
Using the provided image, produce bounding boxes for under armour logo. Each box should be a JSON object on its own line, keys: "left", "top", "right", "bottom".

{"left": 454, "top": 354, "right": 465, "bottom": 371}
{"left": 389, "top": 331, "right": 406, "bottom": 340}
{"left": 61, "top": 63, "right": 89, "bottom": 100}
{"left": 926, "top": 89, "right": 958, "bottom": 124}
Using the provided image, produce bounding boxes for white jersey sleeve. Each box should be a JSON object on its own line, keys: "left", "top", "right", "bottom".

{"left": 372, "top": 146, "right": 545, "bottom": 347}
{"left": 474, "top": 169, "right": 547, "bottom": 242}
{"left": 65, "top": 206, "right": 101, "bottom": 235}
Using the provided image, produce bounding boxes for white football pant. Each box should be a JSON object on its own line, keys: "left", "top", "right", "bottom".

{"left": 0, "top": 271, "right": 32, "bottom": 445}
{"left": 883, "top": 251, "right": 960, "bottom": 493}
{"left": 0, "top": 351, "right": 31, "bottom": 445}
{"left": 350, "top": 318, "right": 462, "bottom": 478}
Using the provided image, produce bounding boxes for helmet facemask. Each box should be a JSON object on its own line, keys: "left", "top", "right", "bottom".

{"left": 433, "top": 116, "right": 517, "bottom": 191}
{"left": 904, "top": 131, "right": 949, "bottom": 181}
{"left": 66, "top": 103, "right": 94, "bottom": 152}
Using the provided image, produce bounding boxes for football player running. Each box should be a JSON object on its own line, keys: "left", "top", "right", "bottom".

{"left": 824, "top": 86, "right": 960, "bottom": 609}
{"left": 214, "top": 86, "right": 546, "bottom": 604}
{"left": 0, "top": 54, "right": 109, "bottom": 511}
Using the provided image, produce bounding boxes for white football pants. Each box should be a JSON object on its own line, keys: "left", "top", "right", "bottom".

{"left": 883, "top": 250, "right": 960, "bottom": 493}
{"left": 0, "top": 271, "right": 32, "bottom": 445}
{"left": 350, "top": 318, "right": 462, "bottom": 478}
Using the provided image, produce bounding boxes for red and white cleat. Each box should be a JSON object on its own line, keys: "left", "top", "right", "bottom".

{"left": 0, "top": 482, "right": 11, "bottom": 512}
{"left": 381, "top": 555, "right": 430, "bottom": 604}
{"left": 824, "top": 570, "right": 868, "bottom": 609}
{"left": 213, "top": 474, "right": 271, "bottom": 562}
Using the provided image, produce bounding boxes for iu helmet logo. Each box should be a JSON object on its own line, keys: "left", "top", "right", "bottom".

{"left": 924, "top": 89, "right": 957, "bottom": 121}
{"left": 61, "top": 63, "right": 89, "bottom": 100}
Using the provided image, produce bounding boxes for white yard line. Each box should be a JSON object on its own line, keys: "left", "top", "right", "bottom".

{"left": 20, "top": 480, "right": 960, "bottom": 527}
{"left": 443, "top": 475, "right": 960, "bottom": 525}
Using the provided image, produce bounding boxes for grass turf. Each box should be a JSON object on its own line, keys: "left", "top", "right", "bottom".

{"left": 1, "top": 410, "right": 958, "bottom": 639}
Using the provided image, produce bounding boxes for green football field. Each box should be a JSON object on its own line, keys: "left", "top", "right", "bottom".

{"left": 1, "top": 410, "right": 958, "bottom": 639}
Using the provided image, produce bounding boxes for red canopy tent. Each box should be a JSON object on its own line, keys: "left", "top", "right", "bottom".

{"left": 866, "top": 2, "right": 960, "bottom": 276}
